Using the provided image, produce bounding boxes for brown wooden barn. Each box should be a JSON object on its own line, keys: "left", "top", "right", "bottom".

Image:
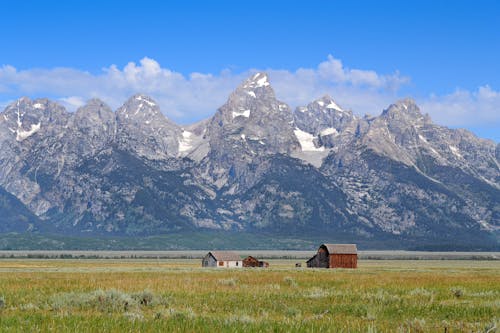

{"left": 242, "top": 256, "right": 269, "bottom": 268}
{"left": 307, "top": 244, "right": 357, "bottom": 268}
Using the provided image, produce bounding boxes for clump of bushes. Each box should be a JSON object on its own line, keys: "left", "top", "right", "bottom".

{"left": 225, "top": 314, "right": 254, "bottom": 324}
{"left": 304, "top": 287, "right": 330, "bottom": 299}
{"left": 51, "top": 289, "right": 163, "bottom": 313}
{"left": 217, "top": 278, "right": 237, "bottom": 286}
{"left": 283, "top": 276, "right": 297, "bottom": 287}
{"left": 123, "top": 311, "right": 145, "bottom": 322}
{"left": 404, "top": 318, "right": 427, "bottom": 333}
{"left": 451, "top": 287, "right": 464, "bottom": 298}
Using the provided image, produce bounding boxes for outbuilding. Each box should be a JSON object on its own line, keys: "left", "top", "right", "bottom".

{"left": 202, "top": 251, "right": 242, "bottom": 268}
{"left": 307, "top": 244, "right": 357, "bottom": 268}
{"left": 242, "top": 256, "right": 269, "bottom": 268}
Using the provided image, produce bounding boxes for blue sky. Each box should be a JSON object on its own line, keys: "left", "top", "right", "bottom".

{"left": 1, "top": 0, "right": 499, "bottom": 141}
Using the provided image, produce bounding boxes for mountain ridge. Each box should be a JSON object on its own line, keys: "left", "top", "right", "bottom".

{"left": 0, "top": 73, "right": 498, "bottom": 249}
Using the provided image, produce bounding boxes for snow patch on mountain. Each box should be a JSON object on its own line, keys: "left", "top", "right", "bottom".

{"left": 320, "top": 127, "right": 339, "bottom": 136}
{"left": 418, "top": 134, "right": 428, "bottom": 143}
{"left": 178, "top": 130, "right": 193, "bottom": 153}
{"left": 294, "top": 128, "right": 324, "bottom": 152}
{"left": 255, "top": 73, "right": 270, "bottom": 87}
{"left": 135, "top": 95, "right": 156, "bottom": 107}
{"left": 449, "top": 145, "right": 463, "bottom": 158}
{"left": 232, "top": 110, "right": 250, "bottom": 118}
{"left": 326, "top": 101, "right": 343, "bottom": 112}
{"left": 16, "top": 122, "right": 41, "bottom": 141}
{"left": 242, "top": 73, "right": 271, "bottom": 89}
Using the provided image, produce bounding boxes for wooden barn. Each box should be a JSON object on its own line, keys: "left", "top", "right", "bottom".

{"left": 242, "top": 256, "right": 269, "bottom": 268}
{"left": 202, "top": 251, "right": 242, "bottom": 268}
{"left": 307, "top": 244, "right": 357, "bottom": 268}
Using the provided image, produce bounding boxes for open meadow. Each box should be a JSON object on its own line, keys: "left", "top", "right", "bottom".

{"left": 0, "top": 258, "right": 498, "bottom": 332}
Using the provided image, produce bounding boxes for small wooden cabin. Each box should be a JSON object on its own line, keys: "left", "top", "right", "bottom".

{"left": 307, "top": 244, "right": 357, "bottom": 268}
{"left": 202, "top": 251, "right": 242, "bottom": 268}
{"left": 242, "top": 256, "right": 269, "bottom": 268}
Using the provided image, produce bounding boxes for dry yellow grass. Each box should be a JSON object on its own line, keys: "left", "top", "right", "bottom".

{"left": 0, "top": 259, "right": 498, "bottom": 332}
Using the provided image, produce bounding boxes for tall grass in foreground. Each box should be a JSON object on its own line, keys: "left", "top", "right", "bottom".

{"left": 0, "top": 259, "right": 498, "bottom": 332}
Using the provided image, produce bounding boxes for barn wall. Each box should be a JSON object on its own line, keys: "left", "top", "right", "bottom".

{"left": 330, "top": 254, "right": 357, "bottom": 268}
{"left": 318, "top": 249, "right": 330, "bottom": 268}
{"left": 225, "top": 260, "right": 242, "bottom": 268}
{"left": 307, "top": 254, "right": 319, "bottom": 267}
{"left": 202, "top": 254, "right": 217, "bottom": 267}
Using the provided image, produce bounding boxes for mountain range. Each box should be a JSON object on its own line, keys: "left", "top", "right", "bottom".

{"left": 0, "top": 72, "right": 498, "bottom": 249}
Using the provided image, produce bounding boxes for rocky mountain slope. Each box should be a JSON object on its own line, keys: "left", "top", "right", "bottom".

{"left": 0, "top": 73, "right": 498, "bottom": 249}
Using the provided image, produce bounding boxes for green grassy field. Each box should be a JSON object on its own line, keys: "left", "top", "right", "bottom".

{"left": 0, "top": 259, "right": 498, "bottom": 332}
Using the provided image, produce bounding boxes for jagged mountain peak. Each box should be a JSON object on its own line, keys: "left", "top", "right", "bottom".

{"left": 294, "top": 94, "right": 355, "bottom": 141}
{"left": 241, "top": 72, "right": 270, "bottom": 89}
{"left": 230, "top": 72, "right": 277, "bottom": 102}
{"left": 216, "top": 72, "right": 291, "bottom": 126}
{"left": 382, "top": 98, "right": 425, "bottom": 120}
{"left": 115, "top": 94, "right": 181, "bottom": 160}
{"left": 295, "top": 94, "right": 351, "bottom": 117}
{"left": 76, "top": 98, "right": 113, "bottom": 115}
{"left": 314, "top": 95, "right": 345, "bottom": 112}
{"left": 82, "top": 97, "right": 109, "bottom": 107}
{"left": 4, "top": 96, "right": 52, "bottom": 111}
{"left": 1, "top": 97, "right": 68, "bottom": 142}
{"left": 74, "top": 98, "right": 115, "bottom": 127}
{"left": 116, "top": 94, "right": 164, "bottom": 122}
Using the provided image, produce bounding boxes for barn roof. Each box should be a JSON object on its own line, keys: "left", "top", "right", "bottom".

{"left": 321, "top": 244, "right": 357, "bottom": 254}
{"left": 306, "top": 254, "right": 317, "bottom": 262}
{"left": 209, "top": 251, "right": 241, "bottom": 261}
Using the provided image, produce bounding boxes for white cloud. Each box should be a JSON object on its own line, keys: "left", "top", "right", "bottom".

{"left": 0, "top": 55, "right": 408, "bottom": 122}
{"left": 0, "top": 55, "right": 498, "bottom": 137}
{"left": 419, "top": 85, "right": 500, "bottom": 128}
{"left": 316, "top": 55, "right": 409, "bottom": 90}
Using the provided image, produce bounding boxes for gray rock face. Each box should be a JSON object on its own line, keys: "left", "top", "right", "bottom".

{"left": 318, "top": 98, "right": 499, "bottom": 236}
{"left": 0, "top": 75, "right": 498, "bottom": 249}
{"left": 294, "top": 95, "right": 355, "bottom": 138}
{"left": 116, "top": 94, "right": 182, "bottom": 160}
{"left": 208, "top": 72, "right": 300, "bottom": 156}
{"left": 69, "top": 99, "right": 117, "bottom": 157}
{"left": 203, "top": 73, "right": 301, "bottom": 192}
{"left": 0, "top": 97, "right": 70, "bottom": 215}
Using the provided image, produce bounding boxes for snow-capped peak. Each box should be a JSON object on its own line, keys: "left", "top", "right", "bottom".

{"left": 118, "top": 94, "right": 162, "bottom": 121}
{"left": 316, "top": 95, "right": 344, "bottom": 113}
{"left": 135, "top": 95, "right": 156, "bottom": 107}
{"left": 242, "top": 72, "right": 271, "bottom": 89}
